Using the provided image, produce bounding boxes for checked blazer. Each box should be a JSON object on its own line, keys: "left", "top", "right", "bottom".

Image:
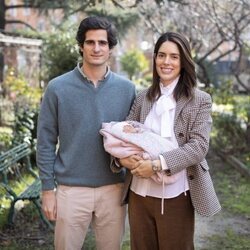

{"left": 121, "top": 87, "right": 221, "bottom": 217}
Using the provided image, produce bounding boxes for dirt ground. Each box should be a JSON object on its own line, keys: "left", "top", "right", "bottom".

{"left": 0, "top": 150, "right": 249, "bottom": 250}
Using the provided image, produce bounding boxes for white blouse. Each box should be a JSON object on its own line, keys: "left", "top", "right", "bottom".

{"left": 130, "top": 77, "right": 189, "bottom": 202}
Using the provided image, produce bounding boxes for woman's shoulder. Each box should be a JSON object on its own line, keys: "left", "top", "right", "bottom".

{"left": 137, "top": 87, "right": 149, "bottom": 95}
{"left": 136, "top": 87, "right": 149, "bottom": 99}
{"left": 193, "top": 88, "right": 212, "bottom": 102}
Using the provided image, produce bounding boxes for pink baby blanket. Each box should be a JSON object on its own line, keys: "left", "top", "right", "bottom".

{"left": 100, "top": 121, "right": 182, "bottom": 184}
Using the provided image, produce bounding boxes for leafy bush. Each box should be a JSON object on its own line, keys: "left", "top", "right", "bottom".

{"left": 3, "top": 68, "right": 42, "bottom": 106}
{"left": 0, "top": 131, "right": 13, "bottom": 152}
{"left": 211, "top": 80, "right": 249, "bottom": 160}
{"left": 120, "top": 49, "right": 149, "bottom": 80}
{"left": 42, "top": 29, "right": 79, "bottom": 83}
{"left": 12, "top": 105, "right": 39, "bottom": 151}
{"left": 211, "top": 112, "right": 247, "bottom": 154}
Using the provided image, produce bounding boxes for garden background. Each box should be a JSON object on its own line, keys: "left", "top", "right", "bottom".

{"left": 0, "top": 0, "right": 249, "bottom": 249}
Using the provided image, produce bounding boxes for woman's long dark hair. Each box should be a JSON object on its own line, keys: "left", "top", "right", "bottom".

{"left": 147, "top": 32, "right": 197, "bottom": 102}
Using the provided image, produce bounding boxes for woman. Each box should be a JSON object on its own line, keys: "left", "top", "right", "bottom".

{"left": 119, "top": 32, "right": 221, "bottom": 250}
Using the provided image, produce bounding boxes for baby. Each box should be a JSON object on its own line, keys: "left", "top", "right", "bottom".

{"left": 122, "top": 123, "right": 141, "bottom": 133}
{"left": 100, "top": 121, "right": 182, "bottom": 185}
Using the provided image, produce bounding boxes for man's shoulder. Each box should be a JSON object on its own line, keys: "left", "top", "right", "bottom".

{"left": 49, "top": 69, "right": 76, "bottom": 86}
{"left": 42, "top": 69, "right": 77, "bottom": 97}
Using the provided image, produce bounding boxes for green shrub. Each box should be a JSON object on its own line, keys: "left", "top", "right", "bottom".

{"left": 120, "top": 49, "right": 149, "bottom": 80}
{"left": 0, "top": 131, "right": 13, "bottom": 152}
{"left": 42, "top": 29, "right": 79, "bottom": 82}
{"left": 211, "top": 80, "right": 249, "bottom": 162}
{"left": 3, "top": 68, "right": 42, "bottom": 106}
{"left": 12, "top": 105, "right": 39, "bottom": 149}
{"left": 211, "top": 112, "right": 247, "bottom": 154}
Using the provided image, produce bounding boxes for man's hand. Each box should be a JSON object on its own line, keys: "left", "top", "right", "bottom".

{"left": 42, "top": 190, "right": 57, "bottom": 221}
{"left": 119, "top": 155, "right": 142, "bottom": 170}
{"left": 131, "top": 160, "right": 155, "bottom": 178}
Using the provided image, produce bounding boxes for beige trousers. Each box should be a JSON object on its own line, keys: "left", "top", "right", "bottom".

{"left": 55, "top": 183, "right": 126, "bottom": 250}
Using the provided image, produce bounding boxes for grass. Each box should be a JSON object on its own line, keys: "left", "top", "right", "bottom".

{"left": 82, "top": 230, "right": 131, "bottom": 250}
{"left": 203, "top": 229, "right": 250, "bottom": 250}
{"left": 214, "top": 168, "right": 250, "bottom": 216}
{"left": 202, "top": 154, "right": 250, "bottom": 249}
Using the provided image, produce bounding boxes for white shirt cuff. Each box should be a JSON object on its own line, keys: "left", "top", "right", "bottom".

{"left": 159, "top": 155, "right": 168, "bottom": 170}
{"left": 114, "top": 157, "right": 121, "bottom": 167}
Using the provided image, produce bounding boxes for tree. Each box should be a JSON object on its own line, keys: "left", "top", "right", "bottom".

{"left": 0, "top": 0, "right": 96, "bottom": 31}
{"left": 120, "top": 49, "right": 149, "bottom": 80}
{"left": 134, "top": 0, "right": 250, "bottom": 91}
{"left": 85, "top": 8, "right": 139, "bottom": 39}
{"left": 42, "top": 27, "right": 79, "bottom": 82}
{"left": 0, "top": 0, "right": 140, "bottom": 87}
{"left": 1, "top": 0, "right": 176, "bottom": 32}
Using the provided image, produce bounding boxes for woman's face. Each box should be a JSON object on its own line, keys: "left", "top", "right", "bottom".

{"left": 155, "top": 41, "right": 181, "bottom": 86}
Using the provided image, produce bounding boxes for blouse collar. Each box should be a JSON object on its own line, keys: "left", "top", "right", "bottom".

{"left": 160, "top": 76, "right": 180, "bottom": 96}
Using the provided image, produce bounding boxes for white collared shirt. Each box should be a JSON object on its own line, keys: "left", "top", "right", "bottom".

{"left": 130, "top": 77, "right": 189, "bottom": 199}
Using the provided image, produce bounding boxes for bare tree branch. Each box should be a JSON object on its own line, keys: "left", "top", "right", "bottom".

{"left": 6, "top": 20, "right": 37, "bottom": 31}
{"left": 5, "top": 4, "right": 67, "bottom": 10}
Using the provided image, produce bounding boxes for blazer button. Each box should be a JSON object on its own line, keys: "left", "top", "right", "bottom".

{"left": 178, "top": 132, "right": 184, "bottom": 137}
{"left": 164, "top": 169, "right": 171, "bottom": 176}
{"left": 188, "top": 175, "right": 194, "bottom": 180}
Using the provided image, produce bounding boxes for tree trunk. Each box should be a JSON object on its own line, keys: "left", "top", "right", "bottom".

{"left": 0, "top": 0, "right": 6, "bottom": 30}
{"left": 246, "top": 112, "right": 250, "bottom": 148}
{"left": 196, "top": 61, "right": 211, "bottom": 88}
{"left": 0, "top": 0, "right": 6, "bottom": 84}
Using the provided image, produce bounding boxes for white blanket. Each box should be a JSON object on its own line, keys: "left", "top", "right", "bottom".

{"left": 100, "top": 121, "right": 182, "bottom": 184}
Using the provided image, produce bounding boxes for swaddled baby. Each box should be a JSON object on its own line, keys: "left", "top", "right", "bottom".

{"left": 100, "top": 121, "right": 182, "bottom": 184}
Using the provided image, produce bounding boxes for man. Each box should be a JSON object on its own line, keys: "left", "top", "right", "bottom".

{"left": 36, "top": 16, "right": 135, "bottom": 250}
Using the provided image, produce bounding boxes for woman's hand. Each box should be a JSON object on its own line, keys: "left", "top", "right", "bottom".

{"left": 131, "top": 160, "right": 154, "bottom": 178}
{"left": 119, "top": 155, "right": 142, "bottom": 170}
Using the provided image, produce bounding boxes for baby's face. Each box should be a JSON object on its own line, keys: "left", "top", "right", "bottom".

{"left": 123, "top": 124, "right": 137, "bottom": 133}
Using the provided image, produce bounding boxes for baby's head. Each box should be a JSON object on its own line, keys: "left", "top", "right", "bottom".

{"left": 123, "top": 124, "right": 138, "bottom": 133}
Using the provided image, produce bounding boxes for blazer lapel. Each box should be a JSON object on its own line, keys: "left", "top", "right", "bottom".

{"left": 174, "top": 95, "right": 191, "bottom": 127}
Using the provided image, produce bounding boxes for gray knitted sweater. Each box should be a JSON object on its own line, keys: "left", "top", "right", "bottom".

{"left": 36, "top": 66, "right": 135, "bottom": 190}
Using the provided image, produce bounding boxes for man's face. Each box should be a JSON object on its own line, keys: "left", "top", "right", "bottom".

{"left": 80, "top": 29, "right": 111, "bottom": 67}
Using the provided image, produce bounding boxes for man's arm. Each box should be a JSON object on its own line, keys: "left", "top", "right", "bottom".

{"left": 36, "top": 83, "right": 58, "bottom": 191}
{"left": 36, "top": 83, "right": 58, "bottom": 220}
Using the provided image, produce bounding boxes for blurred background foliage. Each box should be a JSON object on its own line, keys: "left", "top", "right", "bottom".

{"left": 41, "top": 27, "right": 79, "bottom": 82}
{"left": 0, "top": 2, "right": 249, "bottom": 248}
{"left": 120, "top": 48, "right": 149, "bottom": 80}
{"left": 210, "top": 81, "right": 250, "bottom": 168}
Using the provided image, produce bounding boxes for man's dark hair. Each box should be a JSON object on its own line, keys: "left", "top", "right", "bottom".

{"left": 76, "top": 16, "right": 118, "bottom": 56}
